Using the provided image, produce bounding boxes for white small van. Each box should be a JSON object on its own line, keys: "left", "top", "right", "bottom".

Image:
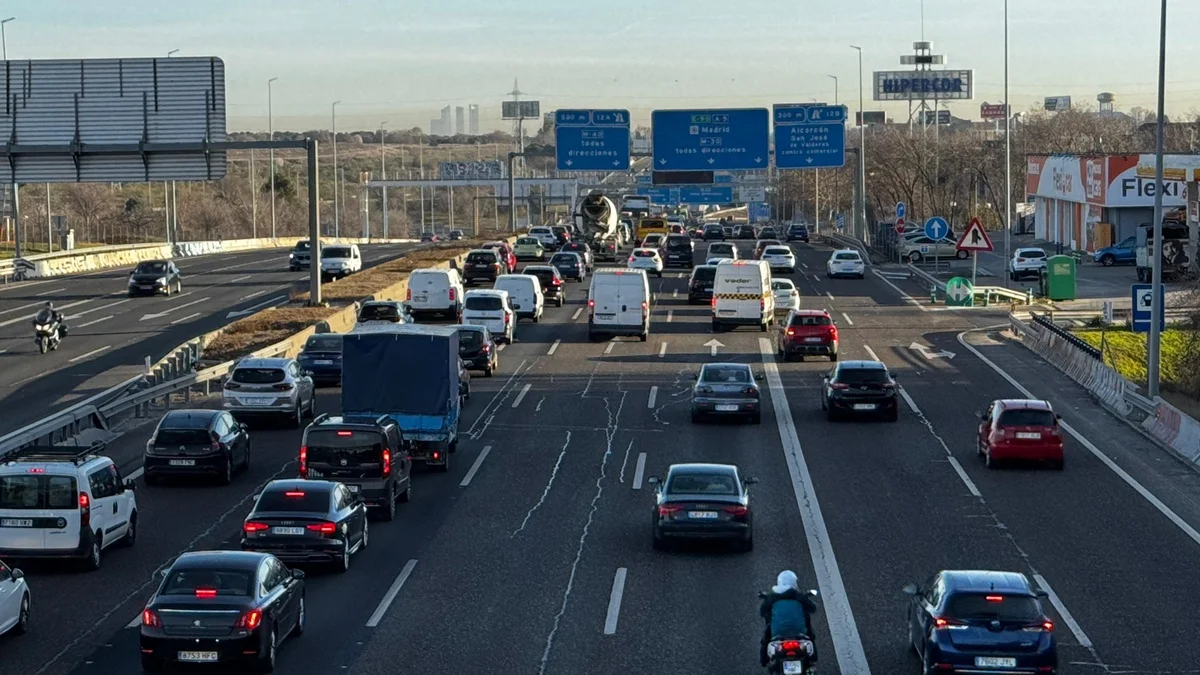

{"left": 320, "top": 244, "right": 363, "bottom": 280}
{"left": 712, "top": 260, "right": 774, "bottom": 332}
{"left": 494, "top": 274, "right": 544, "bottom": 323}
{"left": 588, "top": 269, "right": 651, "bottom": 342}
{"left": 462, "top": 289, "right": 515, "bottom": 343}
{"left": 407, "top": 268, "right": 465, "bottom": 319}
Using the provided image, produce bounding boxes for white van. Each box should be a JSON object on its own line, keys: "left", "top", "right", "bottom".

{"left": 320, "top": 243, "right": 362, "bottom": 280}
{"left": 588, "top": 269, "right": 651, "bottom": 342}
{"left": 712, "top": 260, "right": 774, "bottom": 332}
{"left": 494, "top": 274, "right": 544, "bottom": 323}
{"left": 407, "top": 268, "right": 464, "bottom": 319}
{"left": 462, "top": 289, "right": 515, "bottom": 343}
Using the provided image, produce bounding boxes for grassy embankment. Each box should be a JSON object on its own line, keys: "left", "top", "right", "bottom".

{"left": 1073, "top": 327, "right": 1200, "bottom": 419}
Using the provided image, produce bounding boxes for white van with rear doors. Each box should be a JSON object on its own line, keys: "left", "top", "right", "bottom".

{"left": 406, "top": 268, "right": 465, "bottom": 320}
{"left": 462, "top": 289, "right": 515, "bottom": 343}
{"left": 493, "top": 274, "right": 544, "bottom": 323}
{"left": 587, "top": 269, "right": 651, "bottom": 342}
{"left": 712, "top": 259, "right": 775, "bottom": 332}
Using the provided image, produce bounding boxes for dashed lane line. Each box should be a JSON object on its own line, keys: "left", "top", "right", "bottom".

{"left": 841, "top": 312, "right": 853, "bottom": 325}
{"left": 511, "top": 383, "right": 532, "bottom": 408}
{"left": 603, "top": 568, "right": 628, "bottom": 635}
{"left": 547, "top": 339, "right": 561, "bottom": 356}
{"left": 647, "top": 386, "right": 658, "bottom": 408}
{"left": 366, "top": 559, "right": 419, "bottom": 627}
{"left": 460, "top": 445, "right": 493, "bottom": 487}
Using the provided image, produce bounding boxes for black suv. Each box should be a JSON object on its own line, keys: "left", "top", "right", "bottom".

{"left": 299, "top": 414, "right": 413, "bottom": 520}
{"left": 702, "top": 224, "right": 726, "bottom": 241}
{"left": 522, "top": 265, "right": 566, "bottom": 307}
{"left": 734, "top": 225, "right": 757, "bottom": 239}
{"left": 820, "top": 360, "right": 899, "bottom": 422}
{"left": 786, "top": 224, "right": 809, "bottom": 243}
{"left": 687, "top": 265, "right": 718, "bottom": 305}
{"left": 464, "top": 249, "right": 503, "bottom": 285}
{"left": 663, "top": 234, "right": 695, "bottom": 268}
{"left": 454, "top": 324, "right": 498, "bottom": 376}
{"left": 143, "top": 409, "right": 251, "bottom": 485}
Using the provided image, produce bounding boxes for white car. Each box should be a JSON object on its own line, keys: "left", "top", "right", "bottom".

{"left": 640, "top": 234, "right": 665, "bottom": 250}
{"left": 462, "top": 289, "right": 515, "bottom": 343}
{"left": 627, "top": 248, "right": 664, "bottom": 278}
{"left": 528, "top": 226, "right": 558, "bottom": 249}
{"left": 761, "top": 245, "right": 797, "bottom": 274}
{"left": 1009, "top": 247, "right": 1048, "bottom": 281}
{"left": 320, "top": 244, "right": 363, "bottom": 280}
{"left": 772, "top": 279, "right": 801, "bottom": 311}
{"left": 826, "top": 249, "right": 865, "bottom": 279}
{"left": 706, "top": 257, "right": 734, "bottom": 266}
{"left": 0, "top": 560, "right": 29, "bottom": 637}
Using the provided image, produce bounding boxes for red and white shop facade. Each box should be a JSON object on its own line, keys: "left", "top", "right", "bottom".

{"left": 1026, "top": 153, "right": 1200, "bottom": 252}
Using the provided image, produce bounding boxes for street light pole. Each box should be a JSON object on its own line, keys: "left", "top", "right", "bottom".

{"left": 851, "top": 45, "right": 867, "bottom": 240}
{"left": 828, "top": 74, "right": 840, "bottom": 225}
{"left": 332, "top": 101, "right": 341, "bottom": 238}
{"left": 1003, "top": 0, "right": 1013, "bottom": 289}
{"left": 268, "top": 77, "right": 278, "bottom": 239}
{"left": 1148, "top": 0, "right": 1168, "bottom": 398}
{"left": 167, "top": 50, "right": 179, "bottom": 243}
{"left": 2, "top": 17, "right": 17, "bottom": 256}
{"left": 380, "top": 122, "right": 389, "bottom": 239}
{"left": 1, "top": 17, "right": 15, "bottom": 60}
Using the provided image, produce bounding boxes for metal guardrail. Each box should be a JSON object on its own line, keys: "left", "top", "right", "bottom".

{"left": 1030, "top": 313, "right": 1102, "bottom": 360}
{"left": 0, "top": 373, "right": 145, "bottom": 457}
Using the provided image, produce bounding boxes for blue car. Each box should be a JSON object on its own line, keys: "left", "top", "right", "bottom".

{"left": 297, "top": 333, "right": 344, "bottom": 386}
{"left": 1092, "top": 235, "right": 1135, "bottom": 266}
{"left": 903, "top": 570, "right": 1057, "bottom": 674}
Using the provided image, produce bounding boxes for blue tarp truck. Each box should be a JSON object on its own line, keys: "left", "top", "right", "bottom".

{"left": 341, "top": 325, "right": 461, "bottom": 472}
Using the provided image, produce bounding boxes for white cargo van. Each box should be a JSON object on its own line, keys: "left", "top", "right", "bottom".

{"left": 494, "top": 274, "right": 544, "bottom": 323}
{"left": 587, "top": 269, "right": 651, "bottom": 342}
{"left": 406, "top": 268, "right": 464, "bottom": 319}
{"left": 712, "top": 260, "right": 774, "bottom": 332}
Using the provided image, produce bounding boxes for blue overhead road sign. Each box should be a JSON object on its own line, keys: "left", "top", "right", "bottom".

{"left": 923, "top": 216, "right": 951, "bottom": 241}
{"left": 896, "top": 202, "right": 906, "bottom": 219}
{"left": 678, "top": 186, "right": 733, "bottom": 204}
{"left": 1131, "top": 283, "right": 1165, "bottom": 333}
{"left": 636, "top": 186, "right": 679, "bottom": 205}
{"left": 651, "top": 108, "right": 770, "bottom": 171}
{"left": 555, "top": 109, "right": 631, "bottom": 171}
{"left": 714, "top": 174, "right": 735, "bottom": 183}
{"left": 773, "top": 104, "right": 848, "bottom": 169}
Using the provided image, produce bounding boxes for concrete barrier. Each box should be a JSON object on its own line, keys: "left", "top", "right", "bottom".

{"left": 1143, "top": 399, "right": 1200, "bottom": 464}
{"left": 1016, "top": 314, "right": 1134, "bottom": 418}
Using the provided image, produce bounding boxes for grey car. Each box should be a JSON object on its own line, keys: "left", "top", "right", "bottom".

{"left": 690, "top": 362, "right": 764, "bottom": 424}
{"left": 223, "top": 357, "right": 316, "bottom": 427}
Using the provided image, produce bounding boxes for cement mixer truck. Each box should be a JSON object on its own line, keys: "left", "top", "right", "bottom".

{"left": 574, "top": 191, "right": 622, "bottom": 261}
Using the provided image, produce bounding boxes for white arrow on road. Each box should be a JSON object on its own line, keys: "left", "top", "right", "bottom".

{"left": 226, "top": 295, "right": 288, "bottom": 319}
{"left": 703, "top": 339, "right": 725, "bottom": 357}
{"left": 140, "top": 296, "right": 210, "bottom": 321}
{"left": 909, "top": 341, "right": 955, "bottom": 359}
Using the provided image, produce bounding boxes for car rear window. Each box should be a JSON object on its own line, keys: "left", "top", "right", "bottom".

{"left": 760, "top": 229, "right": 777, "bottom": 237}
{"left": 155, "top": 429, "right": 213, "bottom": 445}
{"left": 997, "top": 409, "right": 1056, "bottom": 427}
{"left": 634, "top": 250, "right": 656, "bottom": 258}
{"left": 255, "top": 487, "right": 332, "bottom": 512}
{"left": 0, "top": 475, "right": 77, "bottom": 510}
{"left": 790, "top": 314, "right": 831, "bottom": 327}
{"left": 324, "top": 247, "right": 351, "bottom": 258}
{"left": 691, "top": 267, "right": 716, "bottom": 282}
{"left": 359, "top": 304, "right": 401, "bottom": 322}
{"left": 790, "top": 225, "right": 808, "bottom": 232}
{"left": 834, "top": 252, "right": 861, "bottom": 261}
{"left": 772, "top": 281, "right": 795, "bottom": 291}
{"left": 666, "top": 236, "right": 692, "bottom": 251}
{"left": 458, "top": 329, "right": 485, "bottom": 347}
{"left": 162, "top": 569, "right": 254, "bottom": 597}
{"left": 551, "top": 254, "right": 578, "bottom": 265}
{"left": 1018, "top": 250, "right": 1046, "bottom": 259}
{"left": 467, "top": 252, "right": 497, "bottom": 263}
{"left": 945, "top": 593, "right": 1041, "bottom": 622}
{"left": 293, "top": 241, "right": 311, "bottom": 251}
{"left": 701, "top": 366, "right": 750, "bottom": 383}
{"left": 466, "top": 295, "right": 504, "bottom": 311}
{"left": 710, "top": 244, "right": 733, "bottom": 253}
{"left": 667, "top": 473, "right": 738, "bottom": 495}
{"left": 765, "top": 247, "right": 791, "bottom": 255}
{"left": 304, "top": 335, "right": 343, "bottom": 352}
{"left": 135, "top": 261, "right": 168, "bottom": 274}
{"left": 836, "top": 368, "right": 889, "bottom": 384}
{"left": 231, "top": 368, "right": 286, "bottom": 384}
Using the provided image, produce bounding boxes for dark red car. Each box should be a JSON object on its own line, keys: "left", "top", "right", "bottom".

{"left": 977, "top": 399, "right": 1064, "bottom": 469}
{"left": 777, "top": 310, "right": 839, "bottom": 362}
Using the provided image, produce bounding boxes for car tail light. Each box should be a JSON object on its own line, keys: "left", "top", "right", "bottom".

{"left": 552, "top": 277, "right": 562, "bottom": 286}
{"left": 79, "top": 491, "right": 90, "bottom": 526}
{"left": 299, "top": 446, "right": 308, "bottom": 477}
{"left": 235, "top": 608, "right": 263, "bottom": 631}
{"left": 504, "top": 313, "right": 511, "bottom": 325}
{"left": 641, "top": 301, "right": 648, "bottom": 311}
{"left": 724, "top": 505, "right": 749, "bottom": 517}
{"left": 142, "top": 609, "right": 163, "bottom": 627}
{"left": 482, "top": 342, "right": 491, "bottom": 353}
{"left": 224, "top": 381, "right": 241, "bottom": 390}
{"left": 827, "top": 326, "right": 838, "bottom": 339}
{"left": 243, "top": 521, "right": 269, "bottom": 534}
{"left": 382, "top": 449, "right": 392, "bottom": 477}
{"left": 211, "top": 441, "right": 222, "bottom": 452}
{"left": 711, "top": 296, "right": 717, "bottom": 308}
{"left": 760, "top": 297, "right": 765, "bottom": 311}
{"left": 628, "top": 257, "right": 636, "bottom": 263}
{"left": 27, "top": 467, "right": 45, "bottom": 473}
{"left": 1023, "top": 621, "right": 1054, "bottom": 632}
{"left": 306, "top": 522, "right": 338, "bottom": 535}
{"left": 786, "top": 328, "right": 795, "bottom": 336}
{"left": 273, "top": 383, "right": 294, "bottom": 391}
{"left": 658, "top": 504, "right": 682, "bottom": 517}
{"left": 493, "top": 263, "right": 500, "bottom": 270}
{"left": 742, "top": 386, "right": 759, "bottom": 398}
{"left": 934, "top": 617, "right": 968, "bottom": 630}
{"left": 433, "top": 451, "right": 441, "bottom": 460}
{"left": 449, "top": 288, "right": 457, "bottom": 302}
{"left": 195, "top": 588, "right": 218, "bottom": 598}
{"left": 830, "top": 383, "right": 849, "bottom": 390}
{"left": 284, "top": 491, "right": 306, "bottom": 498}
{"left": 406, "top": 288, "right": 412, "bottom": 301}
{"left": 986, "top": 595, "right": 1004, "bottom": 602}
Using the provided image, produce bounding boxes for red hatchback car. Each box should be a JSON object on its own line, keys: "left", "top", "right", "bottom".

{"left": 977, "top": 399, "right": 1064, "bottom": 469}
{"left": 777, "top": 310, "right": 839, "bottom": 362}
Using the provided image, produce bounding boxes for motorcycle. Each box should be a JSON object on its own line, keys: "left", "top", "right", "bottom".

{"left": 33, "top": 313, "right": 62, "bottom": 354}
{"left": 761, "top": 589, "right": 820, "bottom": 674}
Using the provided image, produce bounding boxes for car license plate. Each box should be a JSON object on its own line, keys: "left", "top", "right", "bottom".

{"left": 315, "top": 359, "right": 333, "bottom": 365}
{"left": 1016, "top": 432, "right": 1041, "bottom": 439}
{"left": 272, "top": 527, "right": 305, "bottom": 536}
{"left": 169, "top": 459, "right": 196, "bottom": 467}
{"left": 243, "top": 396, "right": 275, "bottom": 406}
{"left": 347, "top": 484, "right": 360, "bottom": 493}
{"left": 178, "top": 651, "right": 219, "bottom": 663}
{"left": 1, "top": 518, "right": 33, "bottom": 527}
{"left": 688, "top": 511, "right": 718, "bottom": 519}
{"left": 853, "top": 404, "right": 875, "bottom": 410}
{"left": 414, "top": 294, "right": 428, "bottom": 302}
{"left": 715, "top": 404, "right": 739, "bottom": 412}
{"left": 804, "top": 337, "right": 822, "bottom": 343}
{"left": 719, "top": 310, "right": 735, "bottom": 315}
{"left": 975, "top": 657, "right": 1016, "bottom": 668}
{"left": 782, "top": 662, "right": 805, "bottom": 675}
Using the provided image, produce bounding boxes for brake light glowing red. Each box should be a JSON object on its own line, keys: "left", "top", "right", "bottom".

{"left": 786, "top": 328, "right": 795, "bottom": 336}
{"left": 780, "top": 640, "right": 802, "bottom": 651}
{"left": 1042, "top": 620, "right": 1053, "bottom": 631}
{"left": 985, "top": 595, "right": 1004, "bottom": 602}
{"left": 406, "top": 288, "right": 412, "bottom": 301}
{"left": 588, "top": 299, "right": 595, "bottom": 307}
{"left": 306, "top": 522, "right": 338, "bottom": 535}
{"left": 194, "top": 588, "right": 218, "bottom": 598}
{"left": 27, "top": 468, "right": 44, "bottom": 474}
{"left": 79, "top": 492, "right": 90, "bottom": 510}
{"left": 336, "top": 431, "right": 353, "bottom": 437}
{"left": 142, "top": 609, "right": 162, "bottom": 627}
{"left": 299, "top": 446, "right": 308, "bottom": 477}
{"left": 284, "top": 491, "right": 305, "bottom": 497}
{"left": 433, "top": 451, "right": 441, "bottom": 460}
{"left": 831, "top": 383, "right": 849, "bottom": 390}
{"left": 724, "top": 505, "right": 749, "bottom": 516}
{"left": 243, "top": 521, "right": 269, "bottom": 534}
{"left": 641, "top": 301, "right": 648, "bottom": 311}
{"left": 382, "top": 449, "right": 392, "bottom": 477}
{"left": 449, "top": 288, "right": 457, "bottom": 301}
{"left": 235, "top": 608, "right": 263, "bottom": 630}
{"left": 658, "top": 504, "right": 683, "bottom": 516}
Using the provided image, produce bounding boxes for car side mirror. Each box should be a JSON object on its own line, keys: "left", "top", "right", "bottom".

{"left": 646, "top": 476, "right": 661, "bottom": 486}
{"left": 123, "top": 479, "right": 137, "bottom": 491}
{"left": 901, "top": 582, "right": 919, "bottom": 596}
{"left": 159, "top": 568, "right": 170, "bottom": 579}
{"left": 1055, "top": 413, "right": 1062, "bottom": 420}
{"left": 11, "top": 568, "right": 23, "bottom": 581}
{"left": 239, "top": 423, "right": 249, "bottom": 431}
{"left": 291, "top": 569, "right": 306, "bottom": 580}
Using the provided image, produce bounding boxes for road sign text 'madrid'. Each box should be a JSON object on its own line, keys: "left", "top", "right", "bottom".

{"left": 651, "top": 109, "right": 770, "bottom": 171}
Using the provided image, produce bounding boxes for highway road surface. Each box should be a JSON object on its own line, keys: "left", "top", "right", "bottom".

{"left": 0, "top": 243, "right": 418, "bottom": 436}
{"left": 6, "top": 239, "right": 1200, "bottom": 675}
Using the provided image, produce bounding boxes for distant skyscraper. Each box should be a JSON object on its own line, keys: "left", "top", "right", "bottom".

{"left": 468, "top": 104, "right": 480, "bottom": 135}
{"left": 455, "top": 107, "right": 465, "bottom": 136}
{"left": 430, "top": 106, "right": 452, "bottom": 136}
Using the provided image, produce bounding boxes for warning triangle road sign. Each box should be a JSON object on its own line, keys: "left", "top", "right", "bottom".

{"left": 956, "top": 217, "right": 995, "bottom": 252}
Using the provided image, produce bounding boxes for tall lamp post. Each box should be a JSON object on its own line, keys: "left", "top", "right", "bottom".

{"left": 850, "top": 45, "right": 867, "bottom": 240}
{"left": 332, "top": 101, "right": 341, "bottom": 237}
{"left": 268, "top": 77, "right": 278, "bottom": 238}
{"left": 1148, "top": 0, "right": 1169, "bottom": 398}
{"left": 828, "top": 74, "right": 840, "bottom": 225}
{"left": 167, "top": 50, "right": 179, "bottom": 243}
{"left": 1002, "top": 0, "right": 1013, "bottom": 288}
{"left": 3, "top": 17, "right": 17, "bottom": 256}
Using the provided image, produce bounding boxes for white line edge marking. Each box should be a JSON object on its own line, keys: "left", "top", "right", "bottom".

{"left": 571, "top": 307, "right": 583, "bottom": 321}
{"left": 801, "top": 262, "right": 809, "bottom": 269}
{"left": 812, "top": 274, "right": 821, "bottom": 283}
{"left": 497, "top": 343, "right": 507, "bottom": 351}
{"left": 1031, "top": 573, "right": 1094, "bottom": 649}
{"left": 239, "top": 289, "right": 266, "bottom": 301}
{"left": 825, "top": 291, "right": 834, "bottom": 300}
{"left": 75, "top": 315, "right": 114, "bottom": 329}
{"left": 632, "top": 452, "right": 647, "bottom": 490}
{"left": 862, "top": 344, "right": 880, "bottom": 362}
{"left": 69, "top": 345, "right": 110, "bottom": 363}
{"left": 127, "top": 467, "right": 144, "bottom": 482}
{"left": 366, "top": 559, "right": 419, "bottom": 627}
{"left": 603, "top": 567, "right": 628, "bottom": 635}
{"left": 841, "top": 312, "right": 853, "bottom": 325}
{"left": 647, "top": 386, "right": 658, "bottom": 408}
{"left": 903, "top": 384, "right": 985, "bottom": 498}
{"left": 957, "top": 327, "right": 1200, "bottom": 548}
{"left": 658, "top": 342, "right": 667, "bottom": 357}
{"left": 871, "top": 269, "right": 928, "bottom": 312}
{"left": 547, "top": 339, "right": 561, "bottom": 356}
{"left": 666, "top": 310, "right": 673, "bottom": 323}
{"left": 604, "top": 341, "right": 615, "bottom": 354}
{"left": 35, "top": 287, "right": 66, "bottom": 297}
{"left": 511, "top": 383, "right": 532, "bottom": 408}
{"left": 170, "top": 312, "right": 202, "bottom": 325}
{"left": 758, "top": 338, "right": 871, "bottom": 673}
{"left": 460, "top": 445, "right": 493, "bottom": 487}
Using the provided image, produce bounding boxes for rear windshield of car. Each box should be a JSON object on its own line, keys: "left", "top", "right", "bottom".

{"left": 709, "top": 244, "right": 733, "bottom": 253}
{"left": 551, "top": 227, "right": 568, "bottom": 234}
{"left": 633, "top": 250, "right": 657, "bottom": 258}
{"left": 701, "top": 366, "right": 751, "bottom": 383}
{"left": 667, "top": 472, "right": 738, "bottom": 495}
{"left": 704, "top": 225, "right": 722, "bottom": 231}
{"left": 772, "top": 281, "right": 795, "bottom": 291}
{"left": 551, "top": 254, "right": 579, "bottom": 265}
{"left": 231, "top": 368, "right": 286, "bottom": 384}
{"left": 135, "top": 262, "right": 168, "bottom": 274}
{"left": 666, "top": 236, "right": 692, "bottom": 251}
{"left": 255, "top": 487, "right": 331, "bottom": 512}
{"left": 945, "top": 593, "right": 1041, "bottom": 622}
{"left": 760, "top": 229, "right": 777, "bottom": 237}
{"left": 765, "top": 247, "right": 791, "bottom": 255}
{"left": 1018, "top": 250, "right": 1046, "bottom": 259}
{"left": 324, "top": 247, "right": 352, "bottom": 258}
{"left": 997, "top": 409, "right": 1056, "bottom": 427}
{"left": 161, "top": 569, "right": 254, "bottom": 597}
{"left": 359, "top": 304, "right": 401, "bottom": 322}
{"left": 466, "top": 295, "right": 504, "bottom": 311}
{"left": 525, "top": 268, "right": 557, "bottom": 281}
{"left": 530, "top": 228, "right": 551, "bottom": 235}
{"left": 517, "top": 238, "right": 539, "bottom": 245}
{"left": 790, "top": 225, "right": 808, "bottom": 232}
{"left": 834, "top": 252, "right": 861, "bottom": 261}
{"left": 691, "top": 267, "right": 716, "bottom": 282}
{"left": 836, "top": 367, "right": 889, "bottom": 384}
{"left": 0, "top": 475, "right": 78, "bottom": 510}
{"left": 304, "top": 335, "right": 343, "bottom": 352}
{"left": 467, "top": 252, "right": 497, "bottom": 263}
{"left": 457, "top": 329, "right": 485, "bottom": 346}
{"left": 563, "top": 243, "right": 586, "bottom": 251}
{"left": 155, "top": 429, "right": 213, "bottom": 446}
{"left": 790, "top": 314, "right": 831, "bottom": 327}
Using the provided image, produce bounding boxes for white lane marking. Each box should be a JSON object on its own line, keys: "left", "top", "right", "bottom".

{"left": 35, "top": 287, "right": 66, "bottom": 297}
{"left": 647, "top": 386, "right": 658, "bottom": 408}
{"left": 632, "top": 452, "right": 647, "bottom": 490}
{"left": 604, "top": 341, "right": 616, "bottom": 355}
{"left": 72, "top": 298, "right": 130, "bottom": 318}
{"left": 899, "top": 387, "right": 983, "bottom": 498}
{"left": 74, "top": 315, "right": 113, "bottom": 329}
{"left": 170, "top": 312, "right": 202, "bottom": 325}
{"left": 226, "top": 274, "right": 253, "bottom": 285}
{"left": 863, "top": 344, "right": 880, "bottom": 362}
{"left": 497, "top": 343, "right": 507, "bottom": 351}
{"left": 366, "top": 559, "right": 419, "bottom": 627}
{"left": 239, "top": 289, "right": 266, "bottom": 301}
{"left": 511, "top": 383, "right": 531, "bottom": 408}
{"left": 666, "top": 310, "right": 674, "bottom": 323}
{"left": 825, "top": 291, "right": 835, "bottom": 300}
{"left": 460, "top": 445, "right": 493, "bottom": 487}
{"left": 758, "top": 338, "right": 871, "bottom": 674}
{"left": 69, "top": 345, "right": 110, "bottom": 363}
{"left": 127, "top": 467, "right": 144, "bottom": 482}
{"left": 0, "top": 349, "right": 7, "bottom": 355}
{"left": 872, "top": 269, "right": 929, "bottom": 312}
{"left": 841, "top": 312, "right": 853, "bottom": 325}
{"left": 603, "top": 568, "right": 628, "bottom": 635}
{"left": 1032, "top": 574, "right": 1094, "bottom": 649}
{"left": 571, "top": 307, "right": 583, "bottom": 321}
{"left": 801, "top": 262, "right": 809, "bottom": 269}
{"left": 0, "top": 298, "right": 90, "bottom": 327}
{"left": 547, "top": 339, "right": 561, "bottom": 356}
{"left": 0, "top": 300, "right": 47, "bottom": 317}
{"left": 957, "top": 327, "right": 1200, "bottom": 549}
{"left": 672, "top": 289, "right": 678, "bottom": 298}
{"left": 945, "top": 455, "right": 983, "bottom": 499}
{"left": 812, "top": 274, "right": 821, "bottom": 283}
{"left": 658, "top": 342, "right": 667, "bottom": 358}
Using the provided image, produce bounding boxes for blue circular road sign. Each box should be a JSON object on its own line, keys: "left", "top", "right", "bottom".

{"left": 923, "top": 216, "right": 950, "bottom": 241}
{"left": 896, "top": 202, "right": 906, "bottom": 219}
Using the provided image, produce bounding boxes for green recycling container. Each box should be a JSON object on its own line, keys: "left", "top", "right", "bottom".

{"left": 1040, "top": 254, "right": 1076, "bottom": 301}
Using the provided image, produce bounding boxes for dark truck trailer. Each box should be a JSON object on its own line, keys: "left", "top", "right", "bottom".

{"left": 341, "top": 325, "right": 461, "bottom": 471}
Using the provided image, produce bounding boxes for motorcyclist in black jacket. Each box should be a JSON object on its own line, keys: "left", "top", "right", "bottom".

{"left": 38, "top": 302, "right": 67, "bottom": 334}
{"left": 759, "top": 570, "right": 819, "bottom": 667}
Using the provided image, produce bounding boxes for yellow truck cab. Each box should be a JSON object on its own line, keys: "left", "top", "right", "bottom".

{"left": 636, "top": 217, "right": 670, "bottom": 243}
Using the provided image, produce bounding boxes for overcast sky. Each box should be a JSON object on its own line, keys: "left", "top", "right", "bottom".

{"left": 10, "top": 0, "right": 1199, "bottom": 132}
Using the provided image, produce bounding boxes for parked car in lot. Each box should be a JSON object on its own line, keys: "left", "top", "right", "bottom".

{"left": 821, "top": 360, "right": 898, "bottom": 421}
{"left": 689, "top": 362, "right": 763, "bottom": 424}
{"left": 128, "top": 260, "right": 183, "bottom": 297}
{"left": 977, "top": 399, "right": 1064, "bottom": 469}
{"left": 777, "top": 309, "right": 838, "bottom": 362}
{"left": 454, "top": 324, "right": 499, "bottom": 376}
{"left": 1092, "top": 236, "right": 1135, "bottom": 266}
{"left": 297, "top": 333, "right": 344, "bottom": 386}
{"left": 647, "top": 463, "right": 756, "bottom": 552}
{"left": 143, "top": 409, "right": 251, "bottom": 485}
{"left": 223, "top": 358, "right": 316, "bottom": 428}
{"left": 1009, "top": 247, "right": 1048, "bottom": 280}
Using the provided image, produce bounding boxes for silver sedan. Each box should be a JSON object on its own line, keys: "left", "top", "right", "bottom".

{"left": 690, "top": 362, "right": 763, "bottom": 424}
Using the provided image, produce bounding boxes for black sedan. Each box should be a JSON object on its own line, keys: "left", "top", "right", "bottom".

{"left": 549, "top": 252, "right": 586, "bottom": 281}
{"left": 143, "top": 409, "right": 251, "bottom": 485}
{"left": 821, "top": 360, "right": 900, "bottom": 421}
{"left": 139, "top": 550, "right": 304, "bottom": 674}
{"left": 702, "top": 224, "right": 726, "bottom": 240}
{"left": 648, "top": 463, "right": 756, "bottom": 552}
{"left": 297, "top": 333, "right": 344, "bottom": 386}
{"left": 447, "top": 229, "right": 464, "bottom": 240}
{"left": 128, "top": 260, "right": 183, "bottom": 297}
{"left": 521, "top": 265, "right": 566, "bottom": 307}
{"left": 690, "top": 362, "right": 763, "bottom": 424}
{"left": 241, "top": 479, "right": 368, "bottom": 572}
{"left": 734, "top": 225, "right": 757, "bottom": 239}
{"left": 454, "top": 324, "right": 498, "bottom": 376}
